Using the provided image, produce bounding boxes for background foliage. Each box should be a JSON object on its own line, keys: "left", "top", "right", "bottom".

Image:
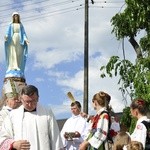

{"left": 100, "top": 0, "right": 150, "bottom": 132}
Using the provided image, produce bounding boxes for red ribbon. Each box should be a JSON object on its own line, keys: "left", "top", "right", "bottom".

{"left": 137, "top": 99, "right": 145, "bottom": 106}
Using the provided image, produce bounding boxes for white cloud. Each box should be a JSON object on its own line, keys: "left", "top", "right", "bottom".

{"left": 57, "top": 70, "right": 84, "bottom": 91}
{"left": 35, "top": 77, "right": 44, "bottom": 82}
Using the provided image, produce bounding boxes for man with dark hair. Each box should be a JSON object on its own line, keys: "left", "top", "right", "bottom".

{"left": 61, "top": 101, "right": 89, "bottom": 150}
{"left": 71, "top": 101, "right": 81, "bottom": 109}
{"left": 0, "top": 85, "right": 63, "bottom": 150}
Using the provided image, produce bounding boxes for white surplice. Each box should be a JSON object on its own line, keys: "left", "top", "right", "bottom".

{"left": 0, "top": 103, "right": 63, "bottom": 150}
{"left": 0, "top": 106, "right": 12, "bottom": 130}
{"left": 61, "top": 114, "right": 89, "bottom": 150}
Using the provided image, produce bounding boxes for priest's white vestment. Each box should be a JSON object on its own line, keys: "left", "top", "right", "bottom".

{"left": 0, "top": 106, "right": 12, "bottom": 130}
{"left": 61, "top": 114, "right": 89, "bottom": 150}
{"left": 0, "top": 103, "right": 63, "bottom": 150}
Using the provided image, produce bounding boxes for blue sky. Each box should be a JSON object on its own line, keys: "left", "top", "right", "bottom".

{"left": 0, "top": 0, "right": 136, "bottom": 119}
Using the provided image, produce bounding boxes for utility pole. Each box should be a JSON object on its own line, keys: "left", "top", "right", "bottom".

{"left": 83, "top": 0, "right": 89, "bottom": 114}
{"left": 83, "top": 0, "right": 94, "bottom": 114}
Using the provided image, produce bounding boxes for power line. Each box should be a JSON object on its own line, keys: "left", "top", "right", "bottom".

{"left": 0, "top": 0, "right": 124, "bottom": 15}
{"left": 90, "top": 6, "right": 122, "bottom": 8}
{"left": 0, "top": 0, "right": 82, "bottom": 10}
{"left": 0, "top": 0, "right": 81, "bottom": 18}
{"left": 0, "top": 0, "right": 83, "bottom": 27}
{"left": 94, "top": 0, "right": 124, "bottom": 3}
{"left": 0, "top": 0, "right": 125, "bottom": 28}
{"left": 0, "top": 5, "right": 84, "bottom": 27}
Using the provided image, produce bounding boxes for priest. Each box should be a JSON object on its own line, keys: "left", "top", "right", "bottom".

{"left": 0, "top": 85, "right": 63, "bottom": 150}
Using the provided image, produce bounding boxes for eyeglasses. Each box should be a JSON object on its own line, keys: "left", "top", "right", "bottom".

{"left": 21, "top": 98, "right": 38, "bottom": 105}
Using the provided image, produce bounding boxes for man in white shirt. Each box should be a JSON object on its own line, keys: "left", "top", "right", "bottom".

{"left": 61, "top": 101, "right": 89, "bottom": 150}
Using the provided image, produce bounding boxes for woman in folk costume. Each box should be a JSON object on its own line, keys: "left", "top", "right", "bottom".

{"left": 4, "top": 12, "right": 29, "bottom": 78}
{"left": 79, "top": 91, "right": 111, "bottom": 150}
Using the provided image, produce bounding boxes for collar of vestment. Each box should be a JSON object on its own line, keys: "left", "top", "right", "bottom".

{"left": 72, "top": 114, "right": 80, "bottom": 118}
{"left": 5, "top": 106, "right": 13, "bottom": 111}
{"left": 24, "top": 108, "right": 36, "bottom": 112}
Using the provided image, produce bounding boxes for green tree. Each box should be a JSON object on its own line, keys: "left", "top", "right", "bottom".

{"left": 100, "top": 0, "right": 150, "bottom": 132}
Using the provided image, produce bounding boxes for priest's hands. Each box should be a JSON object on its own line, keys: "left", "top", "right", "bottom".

{"left": 74, "top": 131, "right": 80, "bottom": 138}
{"left": 12, "top": 140, "right": 30, "bottom": 150}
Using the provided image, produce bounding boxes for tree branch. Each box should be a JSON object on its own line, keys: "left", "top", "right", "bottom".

{"left": 129, "top": 37, "right": 143, "bottom": 59}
